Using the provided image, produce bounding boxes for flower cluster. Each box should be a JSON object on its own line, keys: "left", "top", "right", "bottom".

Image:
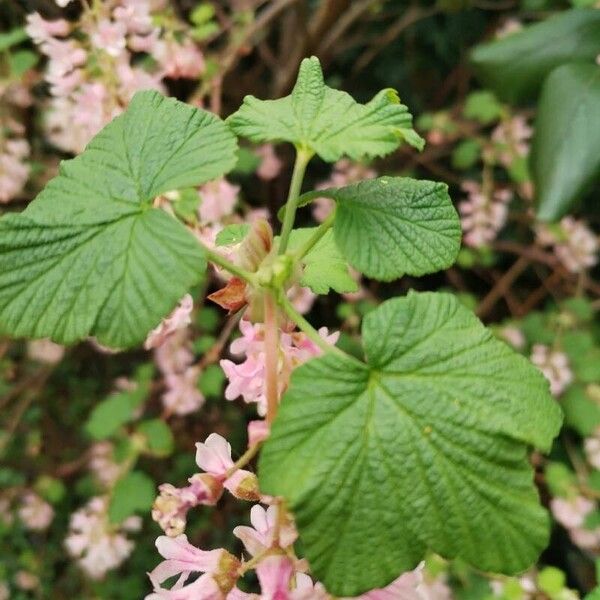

{"left": 220, "top": 319, "right": 339, "bottom": 416}
{"left": 65, "top": 496, "right": 142, "bottom": 579}
{"left": 26, "top": 1, "right": 204, "bottom": 154}
{"left": 536, "top": 217, "right": 598, "bottom": 274}
{"left": 459, "top": 181, "right": 511, "bottom": 248}
{"left": 530, "top": 344, "right": 572, "bottom": 397}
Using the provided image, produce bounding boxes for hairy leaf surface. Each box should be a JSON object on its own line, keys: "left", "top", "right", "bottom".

{"left": 227, "top": 56, "right": 424, "bottom": 161}
{"left": 0, "top": 91, "right": 237, "bottom": 348}
{"left": 260, "top": 291, "right": 562, "bottom": 596}
{"left": 312, "top": 177, "right": 461, "bottom": 281}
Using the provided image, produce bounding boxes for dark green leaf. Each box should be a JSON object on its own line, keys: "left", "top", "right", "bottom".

{"left": 109, "top": 471, "right": 155, "bottom": 523}
{"left": 260, "top": 291, "right": 561, "bottom": 595}
{"left": 532, "top": 63, "right": 600, "bottom": 221}
{"left": 0, "top": 91, "right": 237, "bottom": 348}
{"left": 471, "top": 9, "right": 600, "bottom": 103}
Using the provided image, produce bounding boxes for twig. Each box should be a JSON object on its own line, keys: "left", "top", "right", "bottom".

{"left": 476, "top": 256, "right": 529, "bottom": 319}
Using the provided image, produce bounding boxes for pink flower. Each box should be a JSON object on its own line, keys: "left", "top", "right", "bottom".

{"left": 147, "top": 535, "right": 239, "bottom": 599}
{"left": 156, "top": 39, "right": 205, "bottom": 79}
{"left": 256, "top": 556, "right": 293, "bottom": 600}
{"left": 153, "top": 475, "right": 223, "bottom": 536}
{"left": 255, "top": 144, "right": 283, "bottom": 181}
{"left": 25, "top": 13, "right": 71, "bottom": 44}
{"left": 41, "top": 38, "right": 87, "bottom": 77}
{"left": 536, "top": 217, "right": 598, "bottom": 273}
{"left": 551, "top": 496, "right": 595, "bottom": 530}
{"left": 248, "top": 420, "right": 270, "bottom": 446}
{"left": 233, "top": 505, "right": 297, "bottom": 557}
{"left": 113, "top": 2, "right": 153, "bottom": 35}
{"left": 198, "top": 179, "right": 239, "bottom": 224}
{"left": 91, "top": 19, "right": 128, "bottom": 57}
{"left": 162, "top": 368, "right": 205, "bottom": 416}
{"left": 459, "top": 181, "right": 511, "bottom": 248}
{"left": 585, "top": 434, "right": 600, "bottom": 470}
{"left": 196, "top": 434, "right": 236, "bottom": 477}
{"left": 145, "top": 295, "right": 194, "bottom": 349}
{"left": 18, "top": 493, "right": 54, "bottom": 531}
{"left": 289, "top": 574, "right": 328, "bottom": 600}
{"left": 530, "top": 344, "right": 572, "bottom": 396}
{"left": 0, "top": 138, "right": 30, "bottom": 203}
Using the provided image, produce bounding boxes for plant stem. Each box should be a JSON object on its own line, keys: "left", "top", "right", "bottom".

{"left": 226, "top": 442, "right": 262, "bottom": 478}
{"left": 277, "top": 291, "right": 347, "bottom": 359}
{"left": 278, "top": 148, "right": 312, "bottom": 255}
{"left": 202, "top": 245, "right": 257, "bottom": 285}
{"left": 292, "top": 207, "right": 336, "bottom": 261}
{"left": 264, "top": 293, "right": 280, "bottom": 424}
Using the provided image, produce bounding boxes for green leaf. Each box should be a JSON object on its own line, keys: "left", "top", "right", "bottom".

{"left": 310, "top": 177, "right": 461, "bottom": 281}
{"left": 137, "top": 419, "right": 174, "bottom": 456}
{"left": 0, "top": 90, "right": 237, "bottom": 348}
{"left": 172, "top": 188, "right": 201, "bottom": 225}
{"left": 452, "top": 139, "right": 481, "bottom": 170}
{"left": 0, "top": 27, "right": 27, "bottom": 52}
{"left": 227, "top": 56, "right": 424, "bottom": 161}
{"left": 561, "top": 385, "right": 600, "bottom": 436}
{"left": 198, "top": 364, "right": 225, "bottom": 397}
{"left": 109, "top": 471, "right": 155, "bottom": 523}
{"left": 463, "top": 91, "right": 503, "bottom": 124}
{"left": 532, "top": 63, "right": 600, "bottom": 221}
{"left": 471, "top": 9, "right": 600, "bottom": 103}
{"left": 259, "top": 291, "right": 562, "bottom": 595}
{"left": 9, "top": 50, "right": 38, "bottom": 77}
{"left": 215, "top": 223, "right": 251, "bottom": 247}
{"left": 287, "top": 228, "right": 358, "bottom": 294}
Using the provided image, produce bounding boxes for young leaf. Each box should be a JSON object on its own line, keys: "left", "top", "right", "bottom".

{"left": 287, "top": 228, "right": 358, "bottom": 295}
{"left": 259, "top": 291, "right": 562, "bottom": 596}
{"left": 216, "top": 223, "right": 251, "bottom": 247}
{"left": 0, "top": 91, "right": 237, "bottom": 348}
{"left": 227, "top": 56, "right": 424, "bottom": 161}
{"left": 532, "top": 63, "right": 600, "bottom": 221}
{"left": 471, "top": 9, "right": 600, "bottom": 103}
{"left": 308, "top": 177, "right": 460, "bottom": 281}
{"left": 109, "top": 471, "right": 155, "bottom": 524}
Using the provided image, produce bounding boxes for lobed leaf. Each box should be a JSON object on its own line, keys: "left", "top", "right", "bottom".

{"left": 259, "top": 291, "right": 562, "bottom": 596}
{"left": 0, "top": 91, "right": 238, "bottom": 348}
{"left": 227, "top": 56, "right": 424, "bottom": 161}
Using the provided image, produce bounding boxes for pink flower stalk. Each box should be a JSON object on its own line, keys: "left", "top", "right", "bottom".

{"left": 157, "top": 39, "right": 206, "bottom": 79}
{"left": 248, "top": 420, "right": 270, "bottom": 446}
{"left": 146, "top": 535, "right": 239, "bottom": 599}
{"left": 195, "top": 434, "right": 259, "bottom": 499}
{"left": 198, "top": 178, "right": 240, "bottom": 224}
{"left": 530, "top": 344, "right": 572, "bottom": 396}
{"left": 550, "top": 496, "right": 595, "bottom": 530}
{"left": 536, "top": 217, "right": 598, "bottom": 273}
{"left": 65, "top": 496, "right": 141, "bottom": 579}
{"left": 18, "top": 493, "right": 54, "bottom": 532}
{"left": 498, "top": 326, "right": 525, "bottom": 350}
{"left": 152, "top": 474, "right": 223, "bottom": 536}
{"left": 89, "top": 441, "right": 122, "bottom": 489}
{"left": 113, "top": 3, "right": 154, "bottom": 35}
{"left": 233, "top": 504, "right": 297, "bottom": 558}
{"left": 0, "top": 137, "right": 30, "bottom": 203}
{"left": 25, "top": 13, "right": 71, "bottom": 44}
{"left": 256, "top": 555, "right": 294, "bottom": 600}
{"left": 221, "top": 321, "right": 338, "bottom": 415}
{"left": 162, "top": 368, "right": 205, "bottom": 416}
{"left": 492, "top": 115, "right": 532, "bottom": 166}
{"left": 90, "top": 19, "right": 128, "bottom": 57}
{"left": 255, "top": 144, "right": 283, "bottom": 181}
{"left": 459, "top": 181, "right": 511, "bottom": 248}
{"left": 145, "top": 295, "right": 194, "bottom": 349}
